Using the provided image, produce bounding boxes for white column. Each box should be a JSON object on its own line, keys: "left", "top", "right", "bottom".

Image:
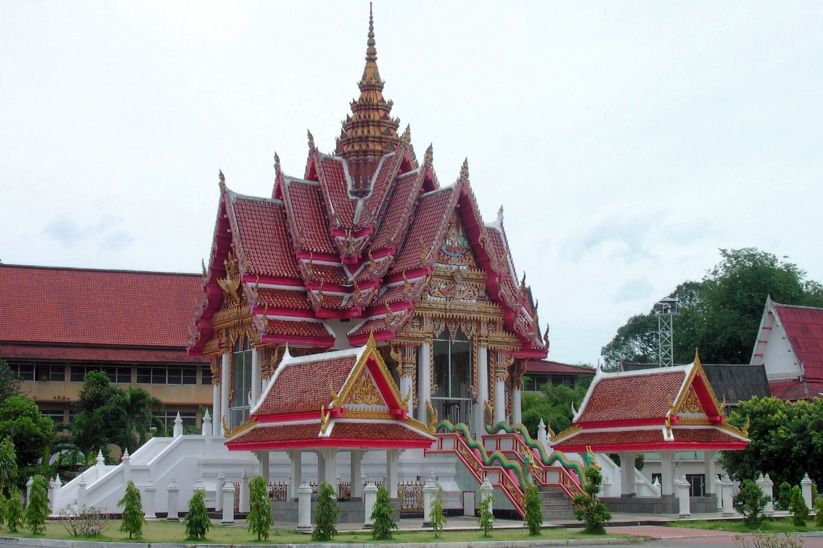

{"left": 475, "top": 345, "right": 488, "bottom": 435}
{"left": 721, "top": 474, "right": 735, "bottom": 516}
{"left": 320, "top": 449, "right": 338, "bottom": 490}
{"left": 704, "top": 451, "right": 716, "bottom": 495}
{"left": 350, "top": 451, "right": 364, "bottom": 498}
{"left": 143, "top": 481, "right": 157, "bottom": 519}
{"left": 418, "top": 341, "right": 431, "bottom": 421}
{"left": 660, "top": 452, "right": 674, "bottom": 496}
{"left": 801, "top": 473, "right": 813, "bottom": 508}
{"left": 494, "top": 370, "right": 506, "bottom": 424}
{"left": 386, "top": 449, "right": 400, "bottom": 498}
{"left": 215, "top": 473, "right": 225, "bottom": 512}
{"left": 288, "top": 450, "right": 302, "bottom": 499}
{"left": 220, "top": 353, "right": 230, "bottom": 435}
{"left": 239, "top": 471, "right": 249, "bottom": 513}
{"left": 173, "top": 412, "right": 183, "bottom": 438}
{"left": 480, "top": 479, "right": 494, "bottom": 519}
{"left": 762, "top": 474, "right": 774, "bottom": 517}
{"left": 166, "top": 479, "right": 179, "bottom": 520}
{"left": 620, "top": 452, "right": 636, "bottom": 496}
{"left": 297, "top": 481, "right": 312, "bottom": 532}
{"left": 211, "top": 381, "right": 221, "bottom": 437}
{"left": 512, "top": 386, "right": 522, "bottom": 425}
{"left": 250, "top": 347, "right": 261, "bottom": 406}
{"left": 221, "top": 482, "right": 236, "bottom": 524}
{"left": 675, "top": 475, "right": 691, "bottom": 517}
{"left": 257, "top": 451, "right": 270, "bottom": 483}
{"left": 363, "top": 481, "right": 378, "bottom": 527}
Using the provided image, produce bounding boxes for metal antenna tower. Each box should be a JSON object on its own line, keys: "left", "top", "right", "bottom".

{"left": 654, "top": 297, "right": 679, "bottom": 366}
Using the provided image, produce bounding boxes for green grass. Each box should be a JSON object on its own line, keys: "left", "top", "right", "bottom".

{"left": 671, "top": 518, "right": 823, "bottom": 535}
{"left": 0, "top": 520, "right": 632, "bottom": 544}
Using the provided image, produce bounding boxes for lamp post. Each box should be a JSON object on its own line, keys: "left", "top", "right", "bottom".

{"left": 654, "top": 297, "right": 678, "bottom": 367}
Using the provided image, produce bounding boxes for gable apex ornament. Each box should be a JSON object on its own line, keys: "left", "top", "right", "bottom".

{"left": 273, "top": 151, "right": 281, "bottom": 176}
{"left": 693, "top": 347, "right": 701, "bottom": 368}
{"left": 307, "top": 130, "right": 315, "bottom": 152}
{"left": 424, "top": 143, "right": 433, "bottom": 167}
{"left": 218, "top": 169, "right": 226, "bottom": 191}
{"left": 400, "top": 124, "right": 411, "bottom": 144}
{"left": 460, "top": 157, "right": 469, "bottom": 180}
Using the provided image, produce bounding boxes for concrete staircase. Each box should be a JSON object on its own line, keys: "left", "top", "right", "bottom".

{"left": 540, "top": 486, "right": 576, "bottom": 521}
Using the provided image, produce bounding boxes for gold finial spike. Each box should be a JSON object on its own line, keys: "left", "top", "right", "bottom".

{"left": 366, "top": 329, "right": 377, "bottom": 349}
{"left": 543, "top": 324, "right": 550, "bottom": 345}
{"left": 693, "top": 347, "right": 701, "bottom": 367}
{"left": 424, "top": 143, "right": 433, "bottom": 167}
{"left": 401, "top": 124, "right": 411, "bottom": 143}
{"left": 218, "top": 169, "right": 226, "bottom": 191}
{"left": 520, "top": 272, "right": 526, "bottom": 288}
{"left": 273, "top": 151, "right": 281, "bottom": 175}
{"left": 460, "top": 157, "right": 469, "bottom": 180}
{"left": 307, "top": 130, "right": 315, "bottom": 152}
{"left": 366, "top": 2, "right": 376, "bottom": 62}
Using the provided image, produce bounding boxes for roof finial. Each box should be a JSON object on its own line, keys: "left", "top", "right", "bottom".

{"left": 401, "top": 124, "right": 411, "bottom": 144}
{"left": 218, "top": 169, "right": 226, "bottom": 191}
{"left": 307, "top": 130, "right": 315, "bottom": 152}
{"left": 460, "top": 157, "right": 469, "bottom": 180}
{"left": 497, "top": 205, "right": 504, "bottom": 224}
{"left": 693, "top": 347, "right": 701, "bottom": 367}
{"left": 424, "top": 143, "right": 433, "bottom": 167}
{"left": 366, "top": 2, "right": 376, "bottom": 63}
{"left": 273, "top": 151, "right": 281, "bottom": 176}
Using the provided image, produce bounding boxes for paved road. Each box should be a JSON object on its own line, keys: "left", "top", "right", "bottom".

{"left": 604, "top": 525, "right": 823, "bottom": 547}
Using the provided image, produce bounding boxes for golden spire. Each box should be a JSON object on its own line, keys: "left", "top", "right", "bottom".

{"left": 460, "top": 158, "right": 469, "bottom": 180}
{"left": 218, "top": 169, "right": 226, "bottom": 191}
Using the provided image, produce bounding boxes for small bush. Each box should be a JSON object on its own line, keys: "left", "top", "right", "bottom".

{"left": 247, "top": 476, "right": 272, "bottom": 541}
{"left": 24, "top": 475, "right": 49, "bottom": 534}
{"left": 60, "top": 507, "right": 109, "bottom": 537}
{"left": 734, "top": 533, "right": 804, "bottom": 548}
{"left": 429, "top": 485, "right": 446, "bottom": 538}
{"left": 524, "top": 483, "right": 543, "bottom": 535}
{"left": 478, "top": 492, "right": 494, "bottom": 537}
{"left": 313, "top": 482, "right": 339, "bottom": 541}
{"left": 370, "top": 485, "right": 397, "bottom": 540}
{"left": 183, "top": 490, "right": 210, "bottom": 540}
{"left": 815, "top": 497, "right": 823, "bottom": 527}
{"left": 777, "top": 481, "right": 793, "bottom": 511}
{"left": 0, "top": 491, "right": 6, "bottom": 528}
{"left": 118, "top": 481, "right": 145, "bottom": 539}
{"left": 788, "top": 486, "right": 808, "bottom": 526}
{"left": 5, "top": 488, "right": 23, "bottom": 533}
{"left": 735, "top": 479, "right": 769, "bottom": 527}
{"left": 573, "top": 465, "right": 611, "bottom": 534}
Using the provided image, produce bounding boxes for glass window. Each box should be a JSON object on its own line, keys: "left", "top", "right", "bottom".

{"left": 136, "top": 367, "right": 152, "bottom": 384}
{"left": 152, "top": 367, "right": 166, "bottom": 384}
{"left": 201, "top": 366, "right": 212, "bottom": 385}
{"left": 182, "top": 368, "right": 197, "bottom": 385}
{"left": 16, "top": 362, "right": 35, "bottom": 381}
{"left": 48, "top": 365, "right": 66, "bottom": 381}
{"left": 167, "top": 368, "right": 182, "bottom": 384}
{"left": 230, "top": 339, "right": 253, "bottom": 427}
{"left": 686, "top": 474, "right": 705, "bottom": 497}
{"left": 431, "top": 330, "right": 473, "bottom": 426}
{"left": 70, "top": 366, "right": 86, "bottom": 382}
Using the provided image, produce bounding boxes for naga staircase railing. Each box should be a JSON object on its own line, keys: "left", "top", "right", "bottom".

{"left": 425, "top": 420, "right": 527, "bottom": 516}
{"left": 483, "top": 422, "right": 587, "bottom": 500}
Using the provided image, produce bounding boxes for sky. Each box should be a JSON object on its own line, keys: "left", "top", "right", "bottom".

{"left": 2, "top": 1, "right": 822, "bottom": 365}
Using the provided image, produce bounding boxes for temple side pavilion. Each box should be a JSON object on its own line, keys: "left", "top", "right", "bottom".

{"left": 551, "top": 355, "right": 749, "bottom": 512}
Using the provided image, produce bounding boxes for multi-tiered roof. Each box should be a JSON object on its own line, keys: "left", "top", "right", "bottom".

{"left": 188, "top": 9, "right": 546, "bottom": 358}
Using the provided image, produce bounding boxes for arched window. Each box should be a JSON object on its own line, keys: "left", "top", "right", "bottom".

{"left": 229, "top": 337, "right": 253, "bottom": 427}
{"left": 432, "top": 329, "right": 472, "bottom": 426}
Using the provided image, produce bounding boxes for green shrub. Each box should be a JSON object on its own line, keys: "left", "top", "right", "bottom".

{"left": 0, "top": 491, "right": 5, "bottom": 528}
{"left": 24, "top": 476, "right": 49, "bottom": 534}
{"left": 117, "top": 481, "right": 145, "bottom": 539}
{"left": 789, "top": 486, "right": 809, "bottom": 526}
{"left": 5, "top": 488, "right": 23, "bottom": 533}
{"left": 777, "top": 481, "right": 793, "bottom": 511}
{"left": 429, "top": 485, "right": 446, "bottom": 538}
{"left": 60, "top": 506, "right": 109, "bottom": 537}
{"left": 247, "top": 476, "right": 272, "bottom": 541}
{"left": 478, "top": 492, "right": 494, "bottom": 537}
{"left": 370, "top": 485, "right": 396, "bottom": 540}
{"left": 524, "top": 483, "right": 542, "bottom": 535}
{"left": 815, "top": 496, "right": 823, "bottom": 527}
{"left": 735, "top": 479, "right": 769, "bottom": 527}
{"left": 183, "top": 490, "right": 210, "bottom": 540}
{"left": 573, "top": 465, "right": 611, "bottom": 534}
{"left": 313, "top": 482, "right": 339, "bottom": 541}
{"left": 0, "top": 438, "right": 18, "bottom": 495}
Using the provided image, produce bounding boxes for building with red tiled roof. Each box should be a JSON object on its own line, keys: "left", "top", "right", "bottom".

{"left": 751, "top": 296, "right": 823, "bottom": 400}
{"left": 523, "top": 359, "right": 595, "bottom": 391}
{"left": 0, "top": 263, "right": 210, "bottom": 430}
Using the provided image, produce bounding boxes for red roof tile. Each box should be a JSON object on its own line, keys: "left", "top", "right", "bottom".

{"left": 231, "top": 197, "right": 301, "bottom": 280}
{"left": 525, "top": 360, "right": 596, "bottom": 376}
{"left": 253, "top": 354, "right": 357, "bottom": 415}
{"left": 553, "top": 427, "right": 745, "bottom": 451}
{"left": 255, "top": 288, "right": 311, "bottom": 311}
{"left": 390, "top": 187, "right": 455, "bottom": 274}
{"left": 360, "top": 153, "right": 399, "bottom": 225}
{"left": 370, "top": 172, "right": 420, "bottom": 250}
{"left": 0, "top": 264, "right": 201, "bottom": 348}
{"left": 317, "top": 155, "right": 356, "bottom": 228}
{"left": 775, "top": 304, "right": 823, "bottom": 380}
{"left": 282, "top": 182, "right": 336, "bottom": 254}
{"left": 576, "top": 370, "right": 686, "bottom": 423}
{"left": 768, "top": 379, "right": 823, "bottom": 400}
{"left": 0, "top": 343, "right": 204, "bottom": 363}
{"left": 261, "top": 319, "right": 332, "bottom": 340}
{"left": 304, "top": 263, "right": 349, "bottom": 285}
{"left": 230, "top": 421, "right": 432, "bottom": 446}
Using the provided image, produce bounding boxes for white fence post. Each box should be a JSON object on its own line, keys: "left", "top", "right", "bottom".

{"left": 363, "top": 481, "right": 378, "bottom": 528}
{"left": 298, "top": 480, "right": 313, "bottom": 533}
{"left": 222, "top": 481, "right": 236, "bottom": 524}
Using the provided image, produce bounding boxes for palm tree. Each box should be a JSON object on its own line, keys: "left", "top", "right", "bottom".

{"left": 114, "top": 387, "right": 160, "bottom": 454}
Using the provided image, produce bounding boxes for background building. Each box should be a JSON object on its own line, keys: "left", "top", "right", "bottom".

{"left": 0, "top": 264, "right": 210, "bottom": 431}
{"left": 523, "top": 359, "right": 595, "bottom": 391}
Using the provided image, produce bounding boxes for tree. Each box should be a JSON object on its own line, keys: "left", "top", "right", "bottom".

{"left": 370, "top": 485, "right": 396, "bottom": 540}
{"left": 521, "top": 383, "right": 587, "bottom": 438}
{"left": 0, "top": 359, "right": 22, "bottom": 403}
{"left": 721, "top": 397, "right": 823, "bottom": 488}
{"left": 789, "top": 486, "right": 809, "bottom": 526}
{"left": 112, "top": 387, "right": 160, "bottom": 455}
{"left": 25, "top": 475, "right": 49, "bottom": 534}
{"left": 815, "top": 497, "right": 823, "bottom": 526}
{"left": 247, "top": 476, "right": 272, "bottom": 541}
{"left": 524, "top": 483, "right": 543, "bottom": 535}
{"left": 0, "top": 491, "right": 6, "bottom": 528}
{"left": 313, "top": 482, "right": 339, "bottom": 541}
{"left": 0, "top": 396, "right": 53, "bottom": 481}
{"left": 0, "top": 437, "right": 18, "bottom": 494}
{"left": 778, "top": 481, "right": 794, "bottom": 511}
{"left": 478, "top": 492, "right": 493, "bottom": 537}
{"left": 118, "top": 481, "right": 145, "bottom": 539}
{"left": 183, "top": 490, "right": 210, "bottom": 540}
{"left": 5, "top": 487, "right": 23, "bottom": 533}
{"left": 735, "top": 479, "right": 769, "bottom": 527}
{"left": 602, "top": 249, "right": 823, "bottom": 367}
{"left": 573, "top": 465, "right": 611, "bottom": 534}
{"left": 429, "top": 485, "right": 446, "bottom": 538}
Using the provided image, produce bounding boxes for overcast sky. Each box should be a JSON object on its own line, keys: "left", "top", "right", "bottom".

{"left": 2, "top": 1, "right": 822, "bottom": 365}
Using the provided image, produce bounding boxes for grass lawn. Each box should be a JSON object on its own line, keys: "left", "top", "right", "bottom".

{"left": 0, "top": 520, "right": 633, "bottom": 544}
{"left": 671, "top": 518, "right": 823, "bottom": 535}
